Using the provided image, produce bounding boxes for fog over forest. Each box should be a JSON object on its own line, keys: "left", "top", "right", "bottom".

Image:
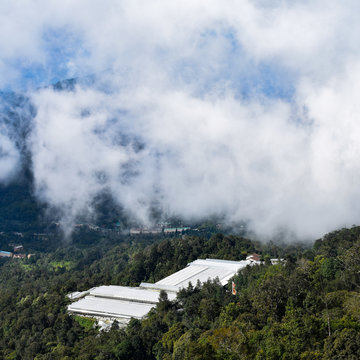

{"left": 1, "top": 1, "right": 360, "bottom": 239}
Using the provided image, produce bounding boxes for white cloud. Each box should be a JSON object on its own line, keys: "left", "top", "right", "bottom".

{"left": 0, "top": 131, "right": 20, "bottom": 183}
{"left": 1, "top": 0, "right": 360, "bottom": 238}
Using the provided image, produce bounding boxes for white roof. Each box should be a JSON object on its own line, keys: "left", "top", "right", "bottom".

{"left": 68, "top": 296, "right": 154, "bottom": 319}
{"left": 140, "top": 282, "right": 179, "bottom": 293}
{"left": 67, "top": 288, "right": 93, "bottom": 300}
{"left": 67, "top": 258, "right": 258, "bottom": 322}
{"left": 90, "top": 285, "right": 177, "bottom": 303}
{"left": 156, "top": 258, "right": 253, "bottom": 289}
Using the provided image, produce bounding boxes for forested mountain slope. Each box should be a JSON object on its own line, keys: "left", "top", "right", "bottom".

{"left": 0, "top": 227, "right": 360, "bottom": 359}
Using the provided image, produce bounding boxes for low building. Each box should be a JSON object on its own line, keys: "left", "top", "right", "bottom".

{"left": 68, "top": 286, "right": 177, "bottom": 325}
{"left": 13, "top": 253, "right": 27, "bottom": 259}
{"left": 142, "top": 228, "right": 162, "bottom": 234}
{"left": 130, "top": 227, "right": 162, "bottom": 235}
{"left": 142, "top": 258, "right": 253, "bottom": 290}
{"left": 67, "top": 258, "right": 259, "bottom": 325}
{"left": 68, "top": 288, "right": 95, "bottom": 300}
{"left": 14, "top": 245, "right": 24, "bottom": 252}
{"left": 0, "top": 251, "right": 12, "bottom": 258}
{"left": 163, "top": 228, "right": 177, "bottom": 233}
{"left": 246, "top": 253, "right": 261, "bottom": 262}
{"left": 129, "top": 228, "right": 142, "bottom": 235}
{"left": 163, "top": 227, "right": 190, "bottom": 234}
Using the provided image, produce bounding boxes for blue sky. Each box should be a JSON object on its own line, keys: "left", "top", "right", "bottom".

{"left": 6, "top": 20, "right": 295, "bottom": 104}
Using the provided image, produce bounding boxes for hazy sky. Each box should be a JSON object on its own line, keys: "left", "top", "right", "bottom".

{"left": 1, "top": 0, "right": 360, "bottom": 238}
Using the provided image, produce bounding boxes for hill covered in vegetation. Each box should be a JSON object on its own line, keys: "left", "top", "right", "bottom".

{"left": 0, "top": 226, "right": 360, "bottom": 359}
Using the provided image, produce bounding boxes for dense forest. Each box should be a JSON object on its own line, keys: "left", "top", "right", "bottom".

{"left": 1, "top": 226, "right": 360, "bottom": 359}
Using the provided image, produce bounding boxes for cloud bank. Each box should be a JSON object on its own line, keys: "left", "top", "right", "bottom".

{"left": 1, "top": 0, "right": 360, "bottom": 238}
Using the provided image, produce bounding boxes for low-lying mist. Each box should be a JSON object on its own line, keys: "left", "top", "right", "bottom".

{"left": 1, "top": 1, "right": 360, "bottom": 240}
{"left": 1, "top": 70, "right": 360, "bottom": 241}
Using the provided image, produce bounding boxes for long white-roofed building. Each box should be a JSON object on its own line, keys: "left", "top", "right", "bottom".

{"left": 141, "top": 258, "right": 252, "bottom": 291}
{"left": 68, "top": 286, "right": 177, "bottom": 325}
{"left": 67, "top": 258, "right": 261, "bottom": 325}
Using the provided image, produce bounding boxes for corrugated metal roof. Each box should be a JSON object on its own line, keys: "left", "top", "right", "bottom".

{"left": 156, "top": 265, "right": 208, "bottom": 286}
{"left": 90, "top": 285, "right": 176, "bottom": 303}
{"left": 68, "top": 296, "right": 154, "bottom": 319}
{"left": 140, "top": 282, "right": 179, "bottom": 292}
{"left": 156, "top": 258, "right": 253, "bottom": 290}
{"left": 67, "top": 258, "right": 259, "bottom": 322}
{"left": 67, "top": 289, "right": 92, "bottom": 300}
{"left": 192, "top": 258, "right": 250, "bottom": 270}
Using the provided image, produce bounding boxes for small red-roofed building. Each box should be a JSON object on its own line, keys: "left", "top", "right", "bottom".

{"left": 246, "top": 253, "right": 261, "bottom": 262}
{"left": 14, "top": 245, "right": 24, "bottom": 252}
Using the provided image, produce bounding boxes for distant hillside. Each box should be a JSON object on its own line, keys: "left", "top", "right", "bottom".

{"left": 0, "top": 171, "right": 44, "bottom": 232}
{"left": 0, "top": 226, "right": 360, "bottom": 358}
{"left": 0, "top": 81, "right": 129, "bottom": 234}
{"left": 0, "top": 90, "right": 43, "bottom": 231}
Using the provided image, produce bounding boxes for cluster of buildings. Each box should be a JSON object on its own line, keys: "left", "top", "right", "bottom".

{"left": 129, "top": 226, "right": 191, "bottom": 236}
{"left": 0, "top": 251, "right": 12, "bottom": 258}
{"left": 0, "top": 244, "right": 33, "bottom": 259}
{"left": 74, "top": 224, "right": 101, "bottom": 231}
{"left": 67, "top": 254, "right": 273, "bottom": 327}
